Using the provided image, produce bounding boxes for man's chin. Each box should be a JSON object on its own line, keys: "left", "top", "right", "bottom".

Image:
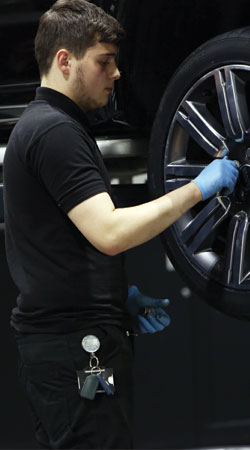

{"left": 81, "top": 99, "right": 109, "bottom": 111}
{"left": 93, "top": 98, "right": 109, "bottom": 109}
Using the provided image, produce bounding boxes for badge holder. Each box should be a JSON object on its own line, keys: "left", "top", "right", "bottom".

{"left": 77, "top": 334, "right": 115, "bottom": 400}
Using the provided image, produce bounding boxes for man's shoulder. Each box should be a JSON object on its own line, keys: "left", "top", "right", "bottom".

{"left": 16, "top": 100, "right": 88, "bottom": 143}
{"left": 25, "top": 100, "right": 75, "bottom": 127}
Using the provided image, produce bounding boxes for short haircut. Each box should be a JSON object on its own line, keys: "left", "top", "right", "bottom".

{"left": 35, "top": 0, "right": 125, "bottom": 77}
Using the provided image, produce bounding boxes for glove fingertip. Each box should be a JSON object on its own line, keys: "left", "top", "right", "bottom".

{"left": 221, "top": 148, "right": 228, "bottom": 157}
{"left": 160, "top": 316, "right": 171, "bottom": 327}
{"left": 128, "top": 285, "right": 139, "bottom": 295}
{"left": 161, "top": 298, "right": 170, "bottom": 306}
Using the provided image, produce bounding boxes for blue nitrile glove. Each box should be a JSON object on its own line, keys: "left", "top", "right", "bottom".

{"left": 125, "top": 285, "right": 170, "bottom": 334}
{"left": 193, "top": 157, "right": 239, "bottom": 200}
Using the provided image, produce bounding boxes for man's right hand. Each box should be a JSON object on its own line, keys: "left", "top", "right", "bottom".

{"left": 192, "top": 157, "right": 239, "bottom": 201}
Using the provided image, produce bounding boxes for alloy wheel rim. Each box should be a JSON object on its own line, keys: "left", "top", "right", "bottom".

{"left": 164, "top": 64, "right": 250, "bottom": 291}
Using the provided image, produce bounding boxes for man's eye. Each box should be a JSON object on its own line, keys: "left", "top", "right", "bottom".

{"left": 99, "top": 61, "right": 109, "bottom": 66}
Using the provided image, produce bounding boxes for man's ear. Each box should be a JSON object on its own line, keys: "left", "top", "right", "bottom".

{"left": 56, "top": 49, "right": 71, "bottom": 75}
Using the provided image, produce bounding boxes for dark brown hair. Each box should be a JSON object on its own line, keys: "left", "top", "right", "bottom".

{"left": 35, "top": 0, "right": 124, "bottom": 77}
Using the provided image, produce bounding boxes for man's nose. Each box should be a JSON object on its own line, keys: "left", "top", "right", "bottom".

{"left": 109, "top": 64, "right": 121, "bottom": 80}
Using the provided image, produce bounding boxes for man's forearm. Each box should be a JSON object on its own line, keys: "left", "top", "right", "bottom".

{"left": 110, "top": 181, "right": 202, "bottom": 254}
{"left": 68, "top": 182, "right": 202, "bottom": 256}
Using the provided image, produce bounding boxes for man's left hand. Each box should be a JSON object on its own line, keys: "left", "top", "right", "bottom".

{"left": 125, "top": 285, "right": 170, "bottom": 334}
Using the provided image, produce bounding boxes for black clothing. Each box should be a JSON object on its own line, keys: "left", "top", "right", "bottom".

{"left": 17, "top": 325, "right": 134, "bottom": 449}
{"left": 3, "top": 87, "right": 130, "bottom": 333}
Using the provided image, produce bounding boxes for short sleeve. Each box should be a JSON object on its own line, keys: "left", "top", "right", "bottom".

{"left": 28, "top": 122, "right": 108, "bottom": 213}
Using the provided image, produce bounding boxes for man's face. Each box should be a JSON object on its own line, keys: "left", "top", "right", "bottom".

{"left": 69, "top": 41, "right": 121, "bottom": 110}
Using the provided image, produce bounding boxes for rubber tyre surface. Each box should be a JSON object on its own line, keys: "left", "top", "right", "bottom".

{"left": 148, "top": 28, "right": 250, "bottom": 319}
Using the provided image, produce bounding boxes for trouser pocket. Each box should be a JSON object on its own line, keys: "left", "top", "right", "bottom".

{"left": 20, "top": 361, "right": 75, "bottom": 448}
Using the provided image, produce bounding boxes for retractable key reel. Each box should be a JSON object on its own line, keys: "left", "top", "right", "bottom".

{"left": 81, "top": 334, "right": 101, "bottom": 370}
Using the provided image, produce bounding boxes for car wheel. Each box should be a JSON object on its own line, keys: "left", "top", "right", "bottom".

{"left": 148, "top": 28, "right": 250, "bottom": 319}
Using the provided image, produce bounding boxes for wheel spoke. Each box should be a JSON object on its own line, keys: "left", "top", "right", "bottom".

{"left": 177, "top": 100, "right": 225, "bottom": 157}
{"left": 215, "top": 68, "right": 250, "bottom": 140}
{"left": 165, "top": 160, "right": 205, "bottom": 191}
{"left": 181, "top": 196, "right": 231, "bottom": 254}
{"left": 165, "top": 160, "right": 204, "bottom": 178}
{"left": 224, "top": 211, "right": 249, "bottom": 285}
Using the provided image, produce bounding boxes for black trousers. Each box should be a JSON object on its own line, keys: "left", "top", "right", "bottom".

{"left": 16, "top": 325, "right": 134, "bottom": 449}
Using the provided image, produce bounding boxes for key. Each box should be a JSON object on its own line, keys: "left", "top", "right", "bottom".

{"left": 97, "top": 374, "right": 115, "bottom": 396}
{"left": 80, "top": 374, "right": 99, "bottom": 400}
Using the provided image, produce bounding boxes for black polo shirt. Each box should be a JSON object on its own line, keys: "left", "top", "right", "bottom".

{"left": 4, "top": 87, "right": 130, "bottom": 333}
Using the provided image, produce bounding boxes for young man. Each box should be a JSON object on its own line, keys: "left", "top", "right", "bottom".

{"left": 3, "top": 0, "right": 239, "bottom": 448}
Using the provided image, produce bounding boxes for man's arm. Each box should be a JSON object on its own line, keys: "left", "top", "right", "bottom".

{"left": 68, "top": 182, "right": 201, "bottom": 256}
{"left": 68, "top": 157, "right": 239, "bottom": 256}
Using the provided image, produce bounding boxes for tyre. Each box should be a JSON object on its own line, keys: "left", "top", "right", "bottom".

{"left": 148, "top": 28, "right": 250, "bottom": 319}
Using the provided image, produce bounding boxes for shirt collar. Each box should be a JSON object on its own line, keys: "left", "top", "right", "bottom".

{"left": 35, "top": 87, "right": 91, "bottom": 130}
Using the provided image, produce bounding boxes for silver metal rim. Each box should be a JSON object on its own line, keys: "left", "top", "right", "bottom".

{"left": 164, "top": 64, "right": 250, "bottom": 291}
